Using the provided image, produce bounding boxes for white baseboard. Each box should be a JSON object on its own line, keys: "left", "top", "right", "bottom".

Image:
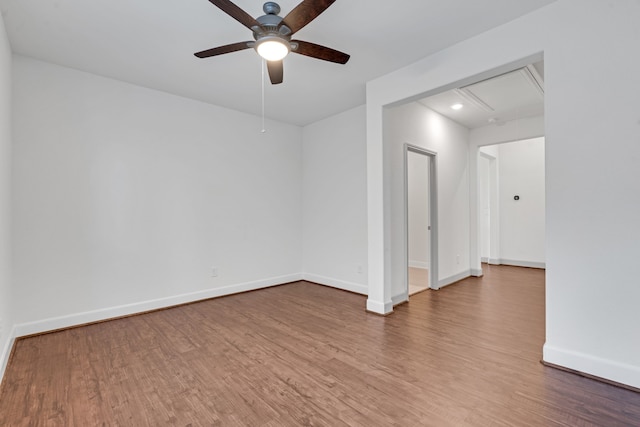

{"left": 408, "top": 260, "right": 430, "bottom": 269}
{"left": 486, "top": 258, "right": 545, "bottom": 269}
{"left": 366, "top": 298, "right": 393, "bottom": 315}
{"left": 544, "top": 344, "right": 640, "bottom": 390}
{"left": 437, "top": 269, "right": 471, "bottom": 289}
{"left": 481, "top": 257, "right": 489, "bottom": 263}
{"left": 13, "top": 273, "right": 303, "bottom": 338}
{"left": 471, "top": 268, "right": 483, "bottom": 277}
{"left": 301, "top": 273, "right": 368, "bottom": 295}
{"left": 392, "top": 293, "right": 408, "bottom": 306}
{"left": 499, "top": 259, "right": 546, "bottom": 269}
{"left": 0, "top": 325, "right": 17, "bottom": 384}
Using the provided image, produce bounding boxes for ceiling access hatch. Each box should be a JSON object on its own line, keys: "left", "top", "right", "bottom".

{"left": 418, "top": 63, "right": 544, "bottom": 129}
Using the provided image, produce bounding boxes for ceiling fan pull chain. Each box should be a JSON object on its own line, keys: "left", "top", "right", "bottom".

{"left": 261, "top": 59, "right": 267, "bottom": 133}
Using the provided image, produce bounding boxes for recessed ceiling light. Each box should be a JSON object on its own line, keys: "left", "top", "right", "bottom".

{"left": 451, "top": 103, "right": 463, "bottom": 110}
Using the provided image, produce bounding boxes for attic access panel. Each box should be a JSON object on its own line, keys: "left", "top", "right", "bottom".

{"left": 417, "top": 64, "right": 544, "bottom": 129}
{"left": 460, "top": 66, "right": 544, "bottom": 113}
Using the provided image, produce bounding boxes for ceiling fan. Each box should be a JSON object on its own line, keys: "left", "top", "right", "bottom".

{"left": 194, "top": 0, "right": 350, "bottom": 84}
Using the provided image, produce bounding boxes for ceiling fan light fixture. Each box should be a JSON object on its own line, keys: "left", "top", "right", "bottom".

{"left": 194, "top": 0, "right": 350, "bottom": 84}
{"left": 256, "top": 37, "right": 290, "bottom": 61}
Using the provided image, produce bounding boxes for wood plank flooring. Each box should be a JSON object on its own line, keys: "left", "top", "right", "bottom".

{"left": 1, "top": 265, "right": 640, "bottom": 426}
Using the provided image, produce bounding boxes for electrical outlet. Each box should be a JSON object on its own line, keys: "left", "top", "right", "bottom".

{"left": 456, "top": 254, "right": 460, "bottom": 264}
{"left": 211, "top": 267, "right": 219, "bottom": 277}
{"left": 357, "top": 265, "right": 363, "bottom": 274}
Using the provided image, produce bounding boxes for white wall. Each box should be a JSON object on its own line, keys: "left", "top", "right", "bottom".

{"left": 0, "top": 13, "right": 13, "bottom": 378}
{"left": 407, "top": 150, "right": 430, "bottom": 269}
{"left": 11, "top": 56, "right": 303, "bottom": 334}
{"left": 301, "top": 105, "right": 368, "bottom": 295}
{"left": 385, "top": 103, "right": 470, "bottom": 300}
{"left": 366, "top": 0, "right": 640, "bottom": 388}
{"left": 471, "top": 115, "right": 544, "bottom": 147}
{"left": 497, "top": 138, "right": 545, "bottom": 266}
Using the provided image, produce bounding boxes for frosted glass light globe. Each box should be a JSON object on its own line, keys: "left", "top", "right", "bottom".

{"left": 256, "top": 38, "right": 289, "bottom": 61}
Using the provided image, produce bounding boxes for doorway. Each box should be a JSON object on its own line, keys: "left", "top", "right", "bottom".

{"left": 405, "top": 144, "right": 438, "bottom": 297}
{"left": 477, "top": 138, "right": 546, "bottom": 269}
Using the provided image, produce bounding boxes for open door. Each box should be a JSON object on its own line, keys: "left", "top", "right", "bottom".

{"left": 405, "top": 144, "right": 438, "bottom": 297}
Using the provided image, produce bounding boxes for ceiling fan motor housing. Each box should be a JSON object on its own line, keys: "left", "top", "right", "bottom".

{"left": 253, "top": 3, "right": 291, "bottom": 39}
{"left": 250, "top": 2, "right": 293, "bottom": 56}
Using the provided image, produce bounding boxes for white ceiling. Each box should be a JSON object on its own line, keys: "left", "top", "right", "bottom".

{"left": 0, "top": 0, "right": 555, "bottom": 126}
{"left": 418, "top": 62, "right": 545, "bottom": 129}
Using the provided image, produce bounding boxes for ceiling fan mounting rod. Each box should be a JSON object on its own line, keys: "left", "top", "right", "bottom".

{"left": 252, "top": 1, "right": 291, "bottom": 43}
{"left": 262, "top": 2, "right": 280, "bottom": 15}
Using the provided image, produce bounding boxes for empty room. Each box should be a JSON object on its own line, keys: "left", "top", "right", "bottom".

{"left": 1, "top": 0, "right": 640, "bottom": 425}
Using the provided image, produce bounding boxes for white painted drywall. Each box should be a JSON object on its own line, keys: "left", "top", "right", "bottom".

{"left": 471, "top": 115, "right": 544, "bottom": 147}
{"left": 11, "top": 56, "right": 303, "bottom": 330}
{"left": 385, "top": 103, "right": 470, "bottom": 300}
{"left": 497, "top": 138, "right": 545, "bottom": 266}
{"left": 0, "top": 13, "right": 13, "bottom": 378}
{"left": 407, "top": 150, "right": 430, "bottom": 269}
{"left": 301, "top": 105, "right": 368, "bottom": 294}
{"left": 366, "top": 0, "right": 640, "bottom": 388}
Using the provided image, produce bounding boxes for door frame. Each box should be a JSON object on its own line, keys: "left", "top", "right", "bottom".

{"left": 479, "top": 150, "right": 500, "bottom": 265}
{"left": 404, "top": 144, "right": 439, "bottom": 297}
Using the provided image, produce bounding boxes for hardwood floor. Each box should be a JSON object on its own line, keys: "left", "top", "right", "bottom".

{"left": 1, "top": 265, "right": 639, "bottom": 426}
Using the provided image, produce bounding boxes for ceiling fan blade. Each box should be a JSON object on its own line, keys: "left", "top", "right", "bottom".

{"left": 208, "top": 0, "right": 262, "bottom": 31}
{"left": 194, "top": 41, "right": 252, "bottom": 58}
{"left": 267, "top": 60, "right": 284, "bottom": 84}
{"left": 292, "top": 40, "right": 350, "bottom": 64}
{"left": 282, "top": 0, "right": 336, "bottom": 34}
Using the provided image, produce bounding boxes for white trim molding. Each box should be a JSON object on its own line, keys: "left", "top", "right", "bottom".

{"left": 392, "top": 293, "right": 409, "bottom": 306}
{"left": 437, "top": 270, "right": 472, "bottom": 289}
{"left": 544, "top": 344, "right": 640, "bottom": 390}
{"left": 13, "top": 273, "right": 303, "bottom": 338}
{"left": 0, "top": 325, "right": 17, "bottom": 383}
{"left": 302, "top": 273, "right": 368, "bottom": 295}
{"left": 488, "top": 258, "right": 546, "bottom": 269}
{"left": 366, "top": 298, "right": 393, "bottom": 315}
{"left": 499, "top": 259, "right": 545, "bottom": 269}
